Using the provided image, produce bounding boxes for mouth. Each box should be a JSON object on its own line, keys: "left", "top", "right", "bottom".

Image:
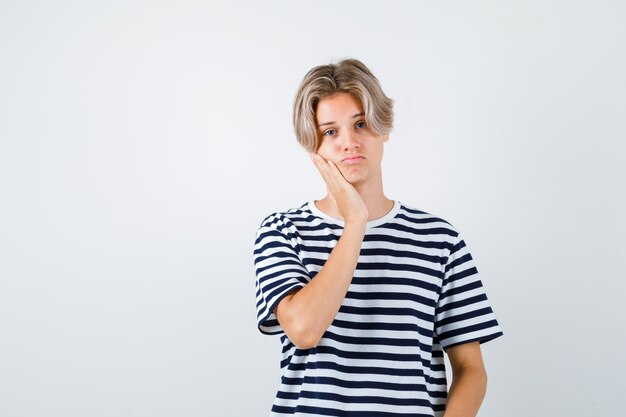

{"left": 342, "top": 156, "right": 364, "bottom": 165}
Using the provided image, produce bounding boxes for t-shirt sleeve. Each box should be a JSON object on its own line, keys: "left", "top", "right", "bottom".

{"left": 434, "top": 227, "right": 503, "bottom": 351}
{"left": 253, "top": 214, "right": 310, "bottom": 335}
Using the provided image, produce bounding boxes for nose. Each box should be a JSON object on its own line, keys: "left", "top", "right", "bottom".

{"left": 339, "top": 129, "right": 360, "bottom": 151}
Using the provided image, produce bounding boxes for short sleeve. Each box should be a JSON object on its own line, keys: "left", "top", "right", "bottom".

{"left": 253, "top": 215, "right": 310, "bottom": 335}
{"left": 434, "top": 229, "right": 503, "bottom": 350}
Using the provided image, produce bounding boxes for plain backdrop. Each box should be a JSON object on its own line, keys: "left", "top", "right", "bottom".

{"left": 1, "top": 1, "right": 624, "bottom": 416}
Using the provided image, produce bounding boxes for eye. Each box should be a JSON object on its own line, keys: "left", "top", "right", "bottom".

{"left": 323, "top": 129, "right": 337, "bottom": 136}
{"left": 355, "top": 120, "right": 367, "bottom": 129}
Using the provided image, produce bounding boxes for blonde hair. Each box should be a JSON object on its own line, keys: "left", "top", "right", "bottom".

{"left": 293, "top": 58, "right": 394, "bottom": 153}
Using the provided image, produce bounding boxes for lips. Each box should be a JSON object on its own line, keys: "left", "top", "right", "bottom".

{"left": 342, "top": 154, "right": 365, "bottom": 164}
{"left": 343, "top": 157, "right": 364, "bottom": 165}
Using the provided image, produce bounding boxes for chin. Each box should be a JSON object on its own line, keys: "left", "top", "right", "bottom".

{"left": 344, "top": 173, "right": 367, "bottom": 185}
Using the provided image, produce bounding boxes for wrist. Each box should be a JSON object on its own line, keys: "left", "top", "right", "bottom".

{"left": 343, "top": 220, "right": 367, "bottom": 232}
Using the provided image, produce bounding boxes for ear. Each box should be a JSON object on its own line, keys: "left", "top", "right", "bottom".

{"left": 382, "top": 134, "right": 390, "bottom": 142}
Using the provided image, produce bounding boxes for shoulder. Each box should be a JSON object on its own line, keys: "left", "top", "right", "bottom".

{"left": 394, "top": 201, "right": 468, "bottom": 258}
{"left": 397, "top": 201, "right": 461, "bottom": 239}
{"left": 256, "top": 201, "right": 313, "bottom": 235}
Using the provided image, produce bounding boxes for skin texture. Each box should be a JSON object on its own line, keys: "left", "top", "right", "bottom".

{"left": 443, "top": 341, "right": 488, "bottom": 417}
{"left": 274, "top": 92, "right": 488, "bottom": 416}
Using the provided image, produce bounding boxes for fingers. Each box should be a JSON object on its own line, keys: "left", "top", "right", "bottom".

{"left": 310, "top": 153, "right": 335, "bottom": 174}
{"left": 326, "top": 158, "right": 348, "bottom": 182}
{"left": 309, "top": 153, "right": 336, "bottom": 189}
{"left": 310, "top": 154, "right": 353, "bottom": 204}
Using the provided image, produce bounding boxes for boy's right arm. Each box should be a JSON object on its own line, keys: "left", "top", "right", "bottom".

{"left": 274, "top": 153, "right": 368, "bottom": 349}
{"left": 274, "top": 220, "right": 366, "bottom": 349}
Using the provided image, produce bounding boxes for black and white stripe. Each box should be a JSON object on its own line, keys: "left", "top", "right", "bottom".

{"left": 253, "top": 200, "right": 503, "bottom": 417}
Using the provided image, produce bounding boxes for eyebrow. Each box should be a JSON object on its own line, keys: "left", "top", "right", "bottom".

{"left": 317, "top": 112, "right": 365, "bottom": 128}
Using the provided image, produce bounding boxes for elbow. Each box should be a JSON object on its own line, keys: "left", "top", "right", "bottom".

{"left": 452, "top": 363, "right": 488, "bottom": 393}
{"left": 275, "top": 295, "right": 323, "bottom": 349}
{"left": 285, "top": 320, "right": 322, "bottom": 349}
{"left": 279, "top": 313, "right": 322, "bottom": 349}
{"left": 476, "top": 365, "right": 488, "bottom": 387}
{"left": 479, "top": 369, "right": 488, "bottom": 401}
{"left": 466, "top": 365, "right": 488, "bottom": 397}
{"left": 291, "top": 332, "right": 321, "bottom": 350}
{"left": 463, "top": 364, "right": 487, "bottom": 385}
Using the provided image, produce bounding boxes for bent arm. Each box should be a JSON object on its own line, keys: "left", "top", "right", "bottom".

{"left": 443, "top": 341, "right": 488, "bottom": 417}
{"left": 274, "top": 221, "right": 366, "bottom": 349}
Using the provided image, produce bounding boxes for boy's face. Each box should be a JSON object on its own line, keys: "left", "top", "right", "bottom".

{"left": 315, "top": 92, "right": 389, "bottom": 187}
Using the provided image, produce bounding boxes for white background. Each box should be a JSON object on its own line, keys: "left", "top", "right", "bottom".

{"left": 1, "top": 1, "right": 624, "bottom": 416}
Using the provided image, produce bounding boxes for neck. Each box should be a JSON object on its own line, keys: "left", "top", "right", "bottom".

{"left": 316, "top": 173, "right": 393, "bottom": 222}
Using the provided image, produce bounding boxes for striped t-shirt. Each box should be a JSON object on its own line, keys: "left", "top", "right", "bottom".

{"left": 253, "top": 200, "right": 503, "bottom": 417}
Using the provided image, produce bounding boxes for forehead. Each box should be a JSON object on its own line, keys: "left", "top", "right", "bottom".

{"left": 315, "top": 92, "right": 364, "bottom": 123}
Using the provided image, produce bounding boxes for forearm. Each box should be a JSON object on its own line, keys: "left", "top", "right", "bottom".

{"left": 276, "top": 221, "right": 366, "bottom": 348}
{"left": 443, "top": 365, "right": 487, "bottom": 417}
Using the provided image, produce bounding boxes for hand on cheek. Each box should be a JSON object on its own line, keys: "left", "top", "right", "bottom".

{"left": 308, "top": 152, "right": 368, "bottom": 223}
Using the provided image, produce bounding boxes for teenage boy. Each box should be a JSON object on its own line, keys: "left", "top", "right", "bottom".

{"left": 253, "top": 58, "right": 503, "bottom": 417}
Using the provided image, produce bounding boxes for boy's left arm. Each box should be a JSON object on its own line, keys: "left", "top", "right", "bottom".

{"left": 443, "top": 341, "right": 488, "bottom": 417}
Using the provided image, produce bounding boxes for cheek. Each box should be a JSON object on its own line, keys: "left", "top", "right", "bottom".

{"left": 320, "top": 152, "right": 334, "bottom": 163}
{"left": 316, "top": 143, "right": 332, "bottom": 159}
